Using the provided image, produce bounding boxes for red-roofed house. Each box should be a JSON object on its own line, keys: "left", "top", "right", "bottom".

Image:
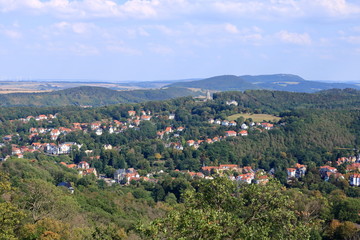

{"left": 50, "top": 129, "right": 60, "bottom": 140}
{"left": 187, "top": 140, "right": 195, "bottom": 147}
{"left": 239, "top": 130, "right": 248, "bottom": 136}
{"left": 261, "top": 123, "right": 274, "bottom": 130}
{"left": 225, "top": 131, "right": 237, "bottom": 137}
{"left": 346, "top": 163, "right": 360, "bottom": 172}
{"left": 141, "top": 115, "right": 152, "bottom": 121}
{"left": 78, "top": 161, "right": 90, "bottom": 169}
{"left": 219, "top": 164, "right": 238, "bottom": 170}
{"left": 319, "top": 165, "right": 337, "bottom": 179}
{"left": 165, "top": 127, "right": 173, "bottom": 134}
{"left": 128, "top": 111, "right": 136, "bottom": 117}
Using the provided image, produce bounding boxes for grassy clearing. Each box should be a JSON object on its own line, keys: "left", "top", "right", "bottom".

{"left": 227, "top": 113, "right": 281, "bottom": 122}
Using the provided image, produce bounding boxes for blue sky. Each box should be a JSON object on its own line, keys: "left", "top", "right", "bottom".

{"left": 0, "top": 0, "right": 360, "bottom": 82}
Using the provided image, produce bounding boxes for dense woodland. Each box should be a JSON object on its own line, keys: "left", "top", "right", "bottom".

{"left": 1, "top": 89, "right": 360, "bottom": 239}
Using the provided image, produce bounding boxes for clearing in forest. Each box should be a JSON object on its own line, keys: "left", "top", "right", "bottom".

{"left": 227, "top": 113, "right": 281, "bottom": 122}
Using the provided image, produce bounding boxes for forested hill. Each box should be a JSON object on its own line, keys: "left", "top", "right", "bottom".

{"left": 0, "top": 86, "right": 201, "bottom": 107}
{"left": 167, "top": 74, "right": 360, "bottom": 92}
{"left": 214, "top": 88, "right": 360, "bottom": 114}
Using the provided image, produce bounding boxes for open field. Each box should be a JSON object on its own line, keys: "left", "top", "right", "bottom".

{"left": 227, "top": 113, "right": 281, "bottom": 122}
{"left": 0, "top": 81, "right": 144, "bottom": 94}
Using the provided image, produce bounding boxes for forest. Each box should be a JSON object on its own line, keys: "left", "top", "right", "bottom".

{"left": 1, "top": 89, "right": 360, "bottom": 239}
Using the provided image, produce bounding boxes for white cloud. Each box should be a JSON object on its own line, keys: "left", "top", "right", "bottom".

{"left": 0, "top": 0, "right": 359, "bottom": 20}
{"left": 276, "top": 30, "right": 312, "bottom": 45}
{"left": 52, "top": 21, "right": 96, "bottom": 34}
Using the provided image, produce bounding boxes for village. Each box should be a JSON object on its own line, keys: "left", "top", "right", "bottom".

{"left": 1, "top": 105, "right": 360, "bottom": 190}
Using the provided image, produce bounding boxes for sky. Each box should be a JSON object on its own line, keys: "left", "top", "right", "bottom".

{"left": 0, "top": 0, "right": 360, "bottom": 82}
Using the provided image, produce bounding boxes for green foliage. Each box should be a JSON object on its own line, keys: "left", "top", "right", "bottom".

{"left": 139, "top": 178, "right": 312, "bottom": 240}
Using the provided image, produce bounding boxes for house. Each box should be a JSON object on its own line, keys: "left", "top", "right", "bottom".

{"left": 46, "top": 143, "right": 59, "bottom": 155}
{"left": 187, "top": 171, "right": 205, "bottom": 179}
{"left": 104, "top": 144, "right": 113, "bottom": 150}
{"left": 187, "top": 140, "right": 195, "bottom": 147}
{"left": 157, "top": 131, "right": 164, "bottom": 139}
{"left": 201, "top": 166, "right": 220, "bottom": 173}
{"left": 128, "top": 111, "right": 136, "bottom": 117}
{"left": 141, "top": 115, "right": 152, "bottom": 121}
{"left": 349, "top": 173, "right": 360, "bottom": 186}
{"left": 29, "top": 128, "right": 37, "bottom": 133}
{"left": 168, "top": 114, "right": 175, "bottom": 120}
{"left": 67, "top": 164, "right": 77, "bottom": 169}
{"left": 50, "top": 129, "right": 60, "bottom": 140}
{"left": 11, "top": 147, "right": 21, "bottom": 155}
{"left": 38, "top": 128, "right": 46, "bottom": 134}
{"left": 236, "top": 173, "right": 254, "bottom": 184}
{"left": 229, "top": 121, "right": 237, "bottom": 127}
{"left": 221, "top": 120, "right": 230, "bottom": 126}
{"left": 346, "top": 163, "right": 360, "bottom": 172}
{"left": 319, "top": 165, "right": 337, "bottom": 180}
{"left": 261, "top": 123, "right": 274, "bottom": 130}
{"left": 287, "top": 168, "right": 296, "bottom": 178}
{"left": 319, "top": 165, "right": 337, "bottom": 175}
{"left": 133, "top": 119, "right": 141, "bottom": 126}
{"left": 205, "top": 138, "right": 213, "bottom": 144}
{"left": 95, "top": 128, "right": 103, "bottom": 136}
{"left": 225, "top": 131, "right": 237, "bottom": 137}
{"left": 243, "top": 166, "right": 254, "bottom": 173}
{"left": 219, "top": 164, "right": 238, "bottom": 170}
{"left": 324, "top": 172, "right": 344, "bottom": 182}
{"left": 255, "top": 175, "right": 269, "bottom": 185}
{"left": 239, "top": 130, "right": 248, "bottom": 136}
{"left": 208, "top": 118, "right": 214, "bottom": 124}
{"left": 79, "top": 168, "right": 98, "bottom": 177}
{"left": 241, "top": 123, "right": 249, "bottom": 130}
{"left": 172, "top": 142, "right": 184, "bottom": 150}
{"left": 31, "top": 142, "right": 43, "bottom": 150}
{"left": 177, "top": 126, "right": 185, "bottom": 132}
{"left": 58, "top": 143, "right": 72, "bottom": 154}
{"left": 28, "top": 133, "right": 39, "bottom": 139}
{"left": 78, "top": 161, "right": 90, "bottom": 169}
{"left": 91, "top": 122, "right": 101, "bottom": 130}
{"left": 215, "top": 119, "right": 222, "bottom": 125}
{"left": 26, "top": 116, "right": 35, "bottom": 121}
{"left": 114, "top": 168, "right": 140, "bottom": 184}
{"left": 294, "top": 163, "right": 307, "bottom": 178}
{"left": 226, "top": 100, "right": 238, "bottom": 106}
{"left": 165, "top": 127, "right": 173, "bottom": 134}
{"left": 36, "top": 115, "right": 48, "bottom": 121}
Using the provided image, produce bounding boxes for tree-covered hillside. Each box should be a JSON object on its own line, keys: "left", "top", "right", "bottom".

{"left": 0, "top": 86, "right": 201, "bottom": 107}
{"left": 1, "top": 89, "right": 360, "bottom": 239}
{"left": 167, "top": 74, "right": 360, "bottom": 93}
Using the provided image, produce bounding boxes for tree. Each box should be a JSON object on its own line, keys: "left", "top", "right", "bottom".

{"left": 0, "top": 172, "right": 25, "bottom": 239}
{"left": 139, "top": 178, "right": 312, "bottom": 240}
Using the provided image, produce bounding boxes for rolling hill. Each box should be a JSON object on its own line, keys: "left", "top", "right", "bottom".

{"left": 166, "top": 74, "right": 360, "bottom": 93}
{"left": 0, "top": 86, "right": 202, "bottom": 107}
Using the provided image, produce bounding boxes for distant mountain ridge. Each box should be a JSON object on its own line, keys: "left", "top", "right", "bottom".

{"left": 166, "top": 74, "right": 360, "bottom": 93}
